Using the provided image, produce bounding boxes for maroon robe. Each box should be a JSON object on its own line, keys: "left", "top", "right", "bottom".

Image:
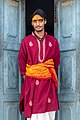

{"left": 18, "top": 33, "right": 60, "bottom": 118}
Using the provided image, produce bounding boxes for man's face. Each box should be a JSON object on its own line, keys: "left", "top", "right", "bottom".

{"left": 31, "top": 15, "right": 47, "bottom": 32}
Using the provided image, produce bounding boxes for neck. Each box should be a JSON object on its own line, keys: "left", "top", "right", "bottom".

{"left": 34, "top": 30, "right": 45, "bottom": 38}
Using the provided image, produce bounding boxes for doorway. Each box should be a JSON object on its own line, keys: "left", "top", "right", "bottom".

{"left": 25, "top": 0, "right": 54, "bottom": 36}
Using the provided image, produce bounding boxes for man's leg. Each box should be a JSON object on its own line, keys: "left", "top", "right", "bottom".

{"left": 49, "top": 111, "right": 56, "bottom": 120}
{"left": 27, "top": 114, "right": 38, "bottom": 120}
{"left": 38, "top": 111, "right": 56, "bottom": 120}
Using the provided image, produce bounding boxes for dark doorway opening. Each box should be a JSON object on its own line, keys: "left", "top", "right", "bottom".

{"left": 25, "top": 0, "right": 54, "bottom": 36}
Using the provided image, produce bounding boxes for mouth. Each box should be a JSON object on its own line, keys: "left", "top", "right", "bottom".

{"left": 35, "top": 26, "right": 41, "bottom": 29}
{"left": 34, "top": 26, "right": 43, "bottom": 32}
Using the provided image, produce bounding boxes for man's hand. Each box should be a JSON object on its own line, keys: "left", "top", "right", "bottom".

{"left": 23, "top": 75, "right": 25, "bottom": 80}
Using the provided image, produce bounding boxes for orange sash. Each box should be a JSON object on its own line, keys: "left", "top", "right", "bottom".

{"left": 26, "top": 59, "right": 58, "bottom": 88}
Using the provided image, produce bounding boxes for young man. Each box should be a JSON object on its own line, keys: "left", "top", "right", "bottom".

{"left": 18, "top": 9, "right": 60, "bottom": 120}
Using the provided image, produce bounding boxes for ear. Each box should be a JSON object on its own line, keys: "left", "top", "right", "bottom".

{"left": 31, "top": 21, "right": 33, "bottom": 26}
{"left": 44, "top": 19, "right": 47, "bottom": 25}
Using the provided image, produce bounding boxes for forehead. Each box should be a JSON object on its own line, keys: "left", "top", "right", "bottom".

{"left": 32, "top": 15, "right": 43, "bottom": 21}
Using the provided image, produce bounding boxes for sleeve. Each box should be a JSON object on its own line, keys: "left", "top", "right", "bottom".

{"left": 54, "top": 40, "right": 60, "bottom": 72}
{"left": 18, "top": 39, "right": 27, "bottom": 76}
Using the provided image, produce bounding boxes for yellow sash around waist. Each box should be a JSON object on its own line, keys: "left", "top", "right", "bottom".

{"left": 26, "top": 59, "right": 58, "bottom": 88}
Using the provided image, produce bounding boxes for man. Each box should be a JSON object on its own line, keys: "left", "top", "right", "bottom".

{"left": 18, "top": 9, "right": 60, "bottom": 120}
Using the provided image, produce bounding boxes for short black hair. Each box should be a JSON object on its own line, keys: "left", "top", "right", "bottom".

{"left": 31, "top": 9, "right": 47, "bottom": 20}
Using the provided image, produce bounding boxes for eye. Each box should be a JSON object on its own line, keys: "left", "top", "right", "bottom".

{"left": 33, "top": 20, "right": 37, "bottom": 23}
{"left": 38, "top": 19, "right": 43, "bottom": 22}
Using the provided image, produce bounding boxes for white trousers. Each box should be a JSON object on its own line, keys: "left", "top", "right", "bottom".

{"left": 27, "top": 111, "right": 56, "bottom": 120}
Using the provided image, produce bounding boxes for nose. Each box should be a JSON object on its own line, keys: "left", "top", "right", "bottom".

{"left": 36, "top": 20, "right": 39, "bottom": 25}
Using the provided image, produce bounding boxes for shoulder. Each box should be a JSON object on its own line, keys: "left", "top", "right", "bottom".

{"left": 46, "top": 34, "right": 59, "bottom": 44}
{"left": 21, "top": 34, "right": 33, "bottom": 43}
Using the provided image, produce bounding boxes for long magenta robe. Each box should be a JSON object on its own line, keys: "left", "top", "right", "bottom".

{"left": 18, "top": 33, "right": 60, "bottom": 118}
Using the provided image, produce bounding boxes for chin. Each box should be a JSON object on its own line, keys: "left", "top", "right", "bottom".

{"left": 35, "top": 29, "right": 43, "bottom": 32}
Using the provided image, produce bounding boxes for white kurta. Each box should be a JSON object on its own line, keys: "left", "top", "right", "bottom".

{"left": 27, "top": 111, "right": 56, "bottom": 120}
